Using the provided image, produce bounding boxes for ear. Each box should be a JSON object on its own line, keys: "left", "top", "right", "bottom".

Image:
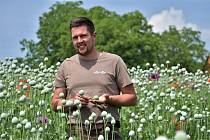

{"left": 92, "top": 32, "right": 96, "bottom": 37}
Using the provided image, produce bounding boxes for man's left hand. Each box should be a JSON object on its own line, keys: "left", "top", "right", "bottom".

{"left": 90, "top": 94, "right": 110, "bottom": 105}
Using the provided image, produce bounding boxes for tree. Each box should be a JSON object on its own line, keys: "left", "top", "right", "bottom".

{"left": 20, "top": 1, "right": 154, "bottom": 67}
{"left": 160, "top": 26, "right": 208, "bottom": 71}
{"left": 21, "top": 1, "right": 87, "bottom": 65}
{"left": 20, "top": 1, "right": 209, "bottom": 71}
{"left": 89, "top": 9, "right": 155, "bottom": 67}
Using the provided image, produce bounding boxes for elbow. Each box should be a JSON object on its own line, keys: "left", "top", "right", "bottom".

{"left": 132, "top": 94, "right": 138, "bottom": 106}
{"left": 124, "top": 93, "right": 138, "bottom": 106}
{"left": 51, "top": 106, "right": 58, "bottom": 112}
{"left": 125, "top": 94, "right": 138, "bottom": 106}
{"left": 129, "top": 94, "right": 137, "bottom": 106}
{"left": 51, "top": 101, "right": 58, "bottom": 112}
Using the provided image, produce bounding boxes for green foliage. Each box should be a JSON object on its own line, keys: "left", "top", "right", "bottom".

{"left": 160, "top": 26, "right": 208, "bottom": 72}
{"left": 20, "top": 1, "right": 209, "bottom": 71}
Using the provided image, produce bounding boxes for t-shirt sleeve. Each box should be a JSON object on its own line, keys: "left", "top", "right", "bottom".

{"left": 115, "top": 56, "right": 132, "bottom": 90}
{"left": 54, "top": 62, "right": 66, "bottom": 88}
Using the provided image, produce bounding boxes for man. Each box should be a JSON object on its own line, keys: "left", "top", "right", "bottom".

{"left": 51, "top": 17, "right": 137, "bottom": 140}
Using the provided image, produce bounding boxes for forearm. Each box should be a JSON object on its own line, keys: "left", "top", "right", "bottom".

{"left": 51, "top": 87, "right": 68, "bottom": 112}
{"left": 51, "top": 98, "right": 61, "bottom": 112}
{"left": 51, "top": 98, "right": 74, "bottom": 112}
{"left": 107, "top": 94, "right": 137, "bottom": 106}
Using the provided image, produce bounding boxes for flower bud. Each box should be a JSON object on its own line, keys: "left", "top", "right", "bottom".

{"left": 79, "top": 89, "right": 85, "bottom": 96}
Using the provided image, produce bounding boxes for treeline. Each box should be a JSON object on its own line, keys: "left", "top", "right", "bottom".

{"left": 20, "top": 1, "right": 209, "bottom": 72}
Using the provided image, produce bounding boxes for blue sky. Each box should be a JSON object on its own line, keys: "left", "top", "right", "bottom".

{"left": 0, "top": 0, "right": 210, "bottom": 60}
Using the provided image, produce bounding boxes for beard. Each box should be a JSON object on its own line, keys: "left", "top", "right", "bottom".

{"left": 76, "top": 45, "right": 94, "bottom": 56}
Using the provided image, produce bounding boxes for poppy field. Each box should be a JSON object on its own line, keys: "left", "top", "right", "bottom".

{"left": 0, "top": 57, "right": 209, "bottom": 140}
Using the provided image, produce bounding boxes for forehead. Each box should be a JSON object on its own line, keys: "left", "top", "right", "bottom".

{"left": 71, "top": 25, "right": 89, "bottom": 35}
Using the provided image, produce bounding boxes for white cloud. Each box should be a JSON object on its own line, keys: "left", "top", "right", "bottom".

{"left": 148, "top": 7, "right": 198, "bottom": 32}
{"left": 148, "top": 7, "right": 210, "bottom": 51}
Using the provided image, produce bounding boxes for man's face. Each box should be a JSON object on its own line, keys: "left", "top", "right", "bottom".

{"left": 71, "top": 25, "right": 96, "bottom": 56}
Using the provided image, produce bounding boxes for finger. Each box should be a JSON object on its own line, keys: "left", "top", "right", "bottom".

{"left": 89, "top": 100, "right": 97, "bottom": 104}
{"left": 81, "top": 101, "right": 88, "bottom": 105}
{"left": 73, "top": 95, "right": 88, "bottom": 103}
{"left": 81, "top": 99, "right": 89, "bottom": 104}
{"left": 90, "top": 100, "right": 103, "bottom": 104}
{"left": 78, "top": 95, "right": 90, "bottom": 100}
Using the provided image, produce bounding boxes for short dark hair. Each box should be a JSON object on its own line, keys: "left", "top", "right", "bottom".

{"left": 70, "top": 17, "right": 95, "bottom": 33}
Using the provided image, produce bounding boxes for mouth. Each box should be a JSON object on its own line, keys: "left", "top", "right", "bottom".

{"left": 77, "top": 45, "right": 87, "bottom": 54}
{"left": 77, "top": 44, "right": 86, "bottom": 49}
{"left": 78, "top": 45, "right": 85, "bottom": 49}
{"left": 78, "top": 46, "right": 86, "bottom": 52}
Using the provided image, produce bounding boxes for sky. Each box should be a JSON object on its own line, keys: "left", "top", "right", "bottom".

{"left": 0, "top": 0, "right": 210, "bottom": 60}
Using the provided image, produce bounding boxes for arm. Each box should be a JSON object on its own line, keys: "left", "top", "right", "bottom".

{"left": 107, "top": 56, "right": 137, "bottom": 106}
{"left": 90, "top": 84, "right": 137, "bottom": 107}
{"left": 107, "top": 84, "right": 137, "bottom": 106}
{"left": 51, "top": 87, "right": 67, "bottom": 112}
{"left": 51, "top": 87, "right": 90, "bottom": 112}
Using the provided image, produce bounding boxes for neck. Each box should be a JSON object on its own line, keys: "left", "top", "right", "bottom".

{"left": 79, "top": 48, "right": 100, "bottom": 60}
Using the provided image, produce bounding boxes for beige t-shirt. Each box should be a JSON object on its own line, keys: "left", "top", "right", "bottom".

{"left": 55, "top": 52, "right": 132, "bottom": 123}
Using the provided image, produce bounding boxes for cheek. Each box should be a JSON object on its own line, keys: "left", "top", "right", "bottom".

{"left": 86, "top": 38, "right": 93, "bottom": 45}
{"left": 72, "top": 41, "right": 77, "bottom": 46}
{"left": 72, "top": 43, "right": 77, "bottom": 49}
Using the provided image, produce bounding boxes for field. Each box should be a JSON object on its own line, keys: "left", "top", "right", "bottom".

{"left": 0, "top": 58, "right": 209, "bottom": 140}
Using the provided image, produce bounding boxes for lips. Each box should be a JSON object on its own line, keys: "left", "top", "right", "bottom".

{"left": 78, "top": 46, "right": 86, "bottom": 52}
{"left": 78, "top": 45, "right": 85, "bottom": 49}
{"left": 77, "top": 45, "right": 87, "bottom": 54}
{"left": 77, "top": 43, "right": 86, "bottom": 49}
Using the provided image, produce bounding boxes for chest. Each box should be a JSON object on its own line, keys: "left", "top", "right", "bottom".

{"left": 65, "top": 60, "right": 117, "bottom": 92}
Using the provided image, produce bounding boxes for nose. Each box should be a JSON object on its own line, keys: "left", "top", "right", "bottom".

{"left": 78, "top": 36, "right": 83, "bottom": 43}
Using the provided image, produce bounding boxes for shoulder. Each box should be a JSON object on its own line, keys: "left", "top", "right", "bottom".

{"left": 104, "top": 52, "right": 125, "bottom": 64}
{"left": 102, "top": 52, "right": 121, "bottom": 61}
{"left": 59, "top": 54, "right": 78, "bottom": 68}
{"left": 61, "top": 54, "right": 78, "bottom": 64}
{"left": 65, "top": 54, "right": 78, "bottom": 62}
{"left": 100, "top": 52, "right": 127, "bottom": 69}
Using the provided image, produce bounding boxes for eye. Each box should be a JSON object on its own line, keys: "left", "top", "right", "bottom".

{"left": 80, "top": 34, "right": 88, "bottom": 39}
{"left": 72, "top": 36, "right": 78, "bottom": 41}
